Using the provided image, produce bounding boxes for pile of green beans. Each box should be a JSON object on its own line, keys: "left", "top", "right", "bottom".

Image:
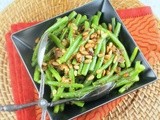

{"left": 32, "top": 11, "right": 145, "bottom": 113}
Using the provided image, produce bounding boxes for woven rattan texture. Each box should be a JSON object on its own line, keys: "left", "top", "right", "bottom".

{"left": 0, "top": 0, "right": 159, "bottom": 120}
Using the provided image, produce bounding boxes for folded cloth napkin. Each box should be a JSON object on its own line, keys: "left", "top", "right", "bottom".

{"left": 5, "top": 6, "right": 160, "bottom": 120}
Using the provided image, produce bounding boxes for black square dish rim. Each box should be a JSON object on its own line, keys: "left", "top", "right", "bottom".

{"left": 11, "top": 0, "right": 158, "bottom": 119}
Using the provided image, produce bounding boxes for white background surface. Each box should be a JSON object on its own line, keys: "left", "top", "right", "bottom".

{"left": 0, "top": 0, "right": 160, "bottom": 19}
{"left": 140, "top": 0, "right": 160, "bottom": 19}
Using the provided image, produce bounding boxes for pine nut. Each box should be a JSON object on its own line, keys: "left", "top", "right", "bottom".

{"left": 88, "top": 75, "right": 95, "bottom": 81}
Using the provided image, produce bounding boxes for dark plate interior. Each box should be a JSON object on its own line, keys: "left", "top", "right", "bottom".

{"left": 11, "top": 0, "right": 157, "bottom": 119}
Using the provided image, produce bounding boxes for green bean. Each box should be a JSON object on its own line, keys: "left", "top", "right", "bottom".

{"left": 119, "top": 62, "right": 125, "bottom": 68}
{"left": 55, "top": 86, "right": 97, "bottom": 98}
{"left": 84, "top": 21, "right": 90, "bottom": 30}
{"left": 89, "top": 37, "right": 106, "bottom": 71}
{"left": 47, "top": 81, "right": 84, "bottom": 88}
{"left": 94, "top": 40, "right": 107, "bottom": 71}
{"left": 78, "top": 63, "right": 83, "bottom": 75}
{"left": 44, "top": 48, "right": 54, "bottom": 62}
{"left": 68, "top": 26, "right": 74, "bottom": 45}
{"left": 72, "top": 29, "right": 94, "bottom": 54}
{"left": 48, "top": 65, "right": 62, "bottom": 82}
{"left": 68, "top": 11, "right": 77, "bottom": 21}
{"left": 79, "top": 15, "right": 87, "bottom": 24}
{"left": 92, "top": 16, "right": 99, "bottom": 25}
{"left": 97, "top": 54, "right": 115, "bottom": 73}
{"left": 93, "top": 62, "right": 118, "bottom": 86}
{"left": 46, "top": 16, "right": 68, "bottom": 33}
{"left": 53, "top": 87, "right": 64, "bottom": 113}
{"left": 75, "top": 14, "right": 82, "bottom": 26}
{"left": 103, "top": 68, "right": 134, "bottom": 84}
{"left": 102, "top": 23, "right": 107, "bottom": 29}
{"left": 97, "top": 11, "right": 102, "bottom": 20}
{"left": 45, "top": 69, "right": 55, "bottom": 81}
{"left": 72, "top": 101, "right": 85, "bottom": 107}
{"left": 81, "top": 63, "right": 91, "bottom": 76}
{"left": 49, "top": 34, "right": 65, "bottom": 49}
{"left": 59, "top": 104, "right": 65, "bottom": 112}
{"left": 111, "top": 17, "right": 116, "bottom": 32}
{"left": 31, "top": 41, "right": 40, "bottom": 66}
{"left": 69, "top": 68, "right": 75, "bottom": 91}
{"left": 33, "top": 66, "right": 40, "bottom": 82}
{"left": 53, "top": 23, "right": 67, "bottom": 36}
{"left": 114, "top": 22, "right": 121, "bottom": 37}
{"left": 58, "top": 35, "right": 82, "bottom": 64}
{"left": 107, "top": 31, "right": 131, "bottom": 68}
{"left": 119, "top": 82, "right": 134, "bottom": 93}
{"left": 60, "top": 27, "right": 68, "bottom": 40}
{"left": 130, "top": 47, "right": 139, "bottom": 63}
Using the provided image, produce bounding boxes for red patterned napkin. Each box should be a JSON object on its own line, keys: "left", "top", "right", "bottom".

{"left": 5, "top": 6, "right": 160, "bottom": 120}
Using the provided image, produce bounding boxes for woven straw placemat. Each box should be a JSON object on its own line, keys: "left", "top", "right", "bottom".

{"left": 0, "top": 0, "right": 159, "bottom": 120}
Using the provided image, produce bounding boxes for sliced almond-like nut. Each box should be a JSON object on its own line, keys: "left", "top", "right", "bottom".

{"left": 105, "top": 54, "right": 111, "bottom": 60}
{"left": 52, "top": 61, "right": 59, "bottom": 66}
{"left": 113, "top": 55, "right": 118, "bottom": 63}
{"left": 88, "top": 40, "right": 94, "bottom": 44}
{"left": 74, "top": 70, "right": 78, "bottom": 76}
{"left": 81, "top": 50, "right": 88, "bottom": 55}
{"left": 35, "top": 37, "right": 40, "bottom": 43}
{"left": 102, "top": 70, "right": 106, "bottom": 76}
{"left": 90, "top": 33, "right": 97, "bottom": 39}
{"left": 97, "top": 30, "right": 101, "bottom": 35}
{"left": 84, "top": 59, "right": 92, "bottom": 64}
{"left": 79, "top": 46, "right": 85, "bottom": 52}
{"left": 106, "top": 46, "right": 110, "bottom": 53}
{"left": 68, "top": 64, "right": 73, "bottom": 69}
{"left": 108, "top": 23, "right": 112, "bottom": 31}
{"left": 96, "top": 69, "right": 101, "bottom": 74}
{"left": 109, "top": 42, "right": 113, "bottom": 48}
{"left": 62, "top": 77, "right": 70, "bottom": 83}
{"left": 88, "top": 75, "right": 95, "bottom": 81}
{"left": 86, "top": 55, "right": 92, "bottom": 59}
{"left": 82, "top": 31, "right": 89, "bottom": 37}
{"left": 109, "top": 50, "right": 113, "bottom": 56}
{"left": 74, "top": 65, "right": 79, "bottom": 70}
{"left": 42, "top": 62, "right": 47, "bottom": 66}
{"left": 98, "top": 53, "right": 104, "bottom": 58}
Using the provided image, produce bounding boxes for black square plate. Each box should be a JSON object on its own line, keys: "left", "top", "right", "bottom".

{"left": 12, "top": 0, "right": 157, "bottom": 119}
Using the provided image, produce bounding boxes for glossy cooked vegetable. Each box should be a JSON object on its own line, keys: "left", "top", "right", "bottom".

{"left": 32, "top": 11, "right": 145, "bottom": 113}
